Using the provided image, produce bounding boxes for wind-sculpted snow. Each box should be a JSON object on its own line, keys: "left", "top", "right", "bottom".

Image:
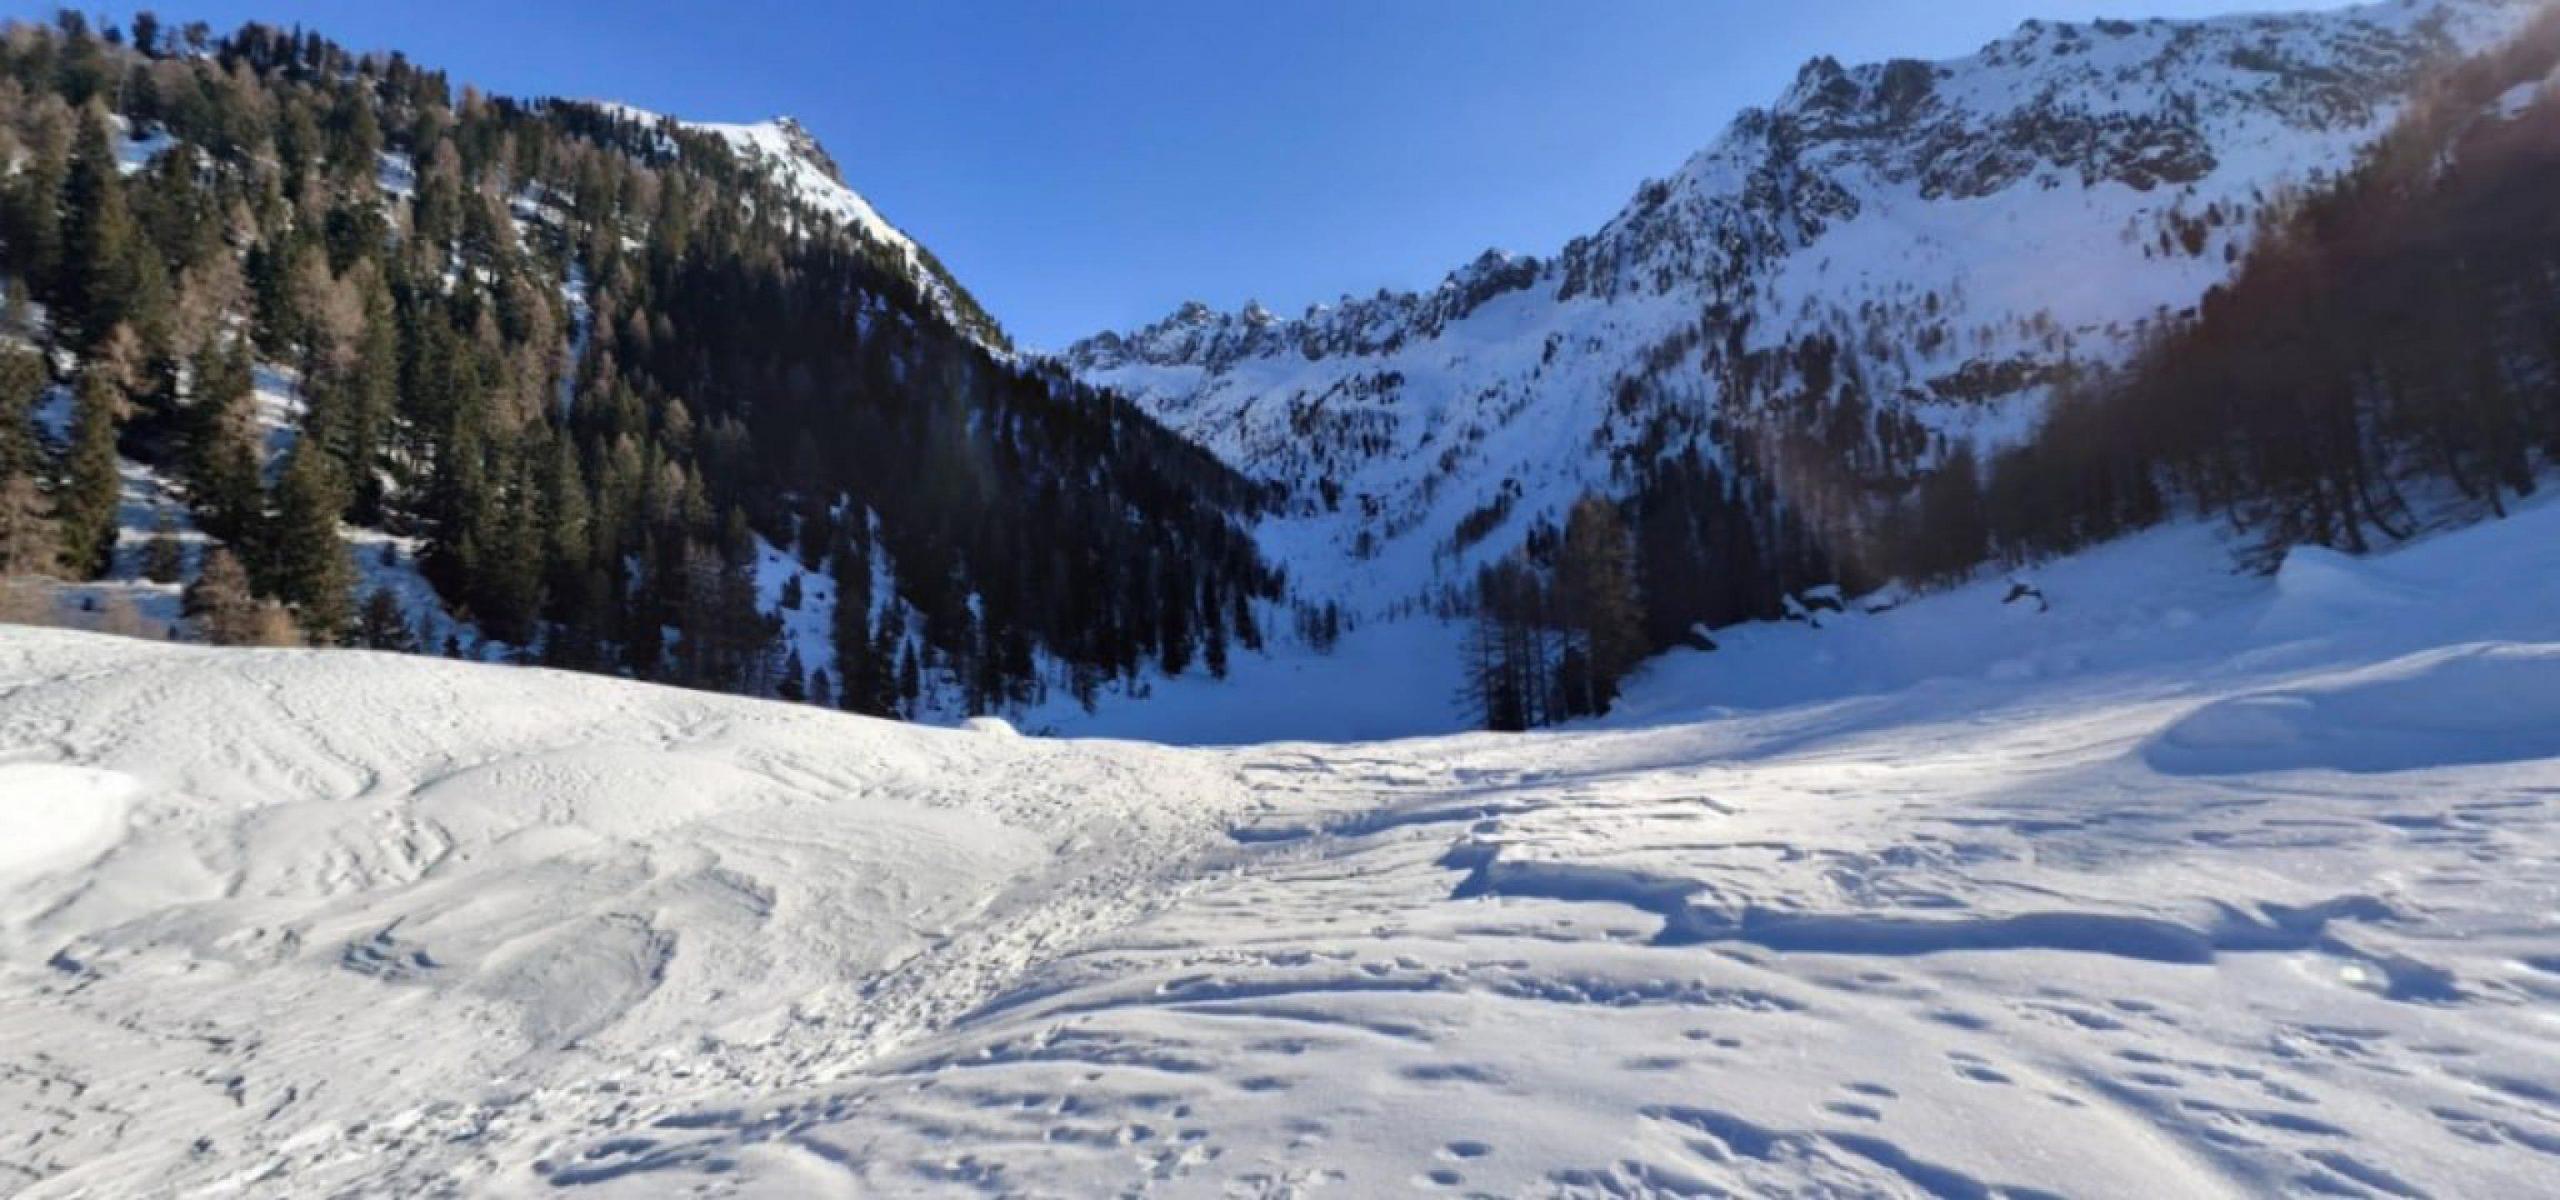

{"left": 2147, "top": 643, "right": 2560, "bottom": 776}
{"left": 8, "top": 495, "right": 2560, "bottom": 1195}
{"left": 0, "top": 641, "right": 1256, "bottom": 1195}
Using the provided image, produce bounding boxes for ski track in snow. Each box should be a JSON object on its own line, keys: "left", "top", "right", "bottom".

{"left": 6, "top": 500, "right": 2560, "bottom": 1195}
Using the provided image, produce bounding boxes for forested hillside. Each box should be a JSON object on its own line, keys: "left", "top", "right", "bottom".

{"left": 1453, "top": 5, "right": 2560, "bottom": 728}
{"left": 0, "top": 13, "right": 1277, "bottom": 716}
{"left": 1974, "top": 14, "right": 2560, "bottom": 567}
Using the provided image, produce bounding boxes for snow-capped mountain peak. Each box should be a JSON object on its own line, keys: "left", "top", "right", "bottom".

{"left": 600, "top": 105, "right": 1007, "bottom": 350}
{"left": 1060, "top": 0, "right": 2535, "bottom": 615}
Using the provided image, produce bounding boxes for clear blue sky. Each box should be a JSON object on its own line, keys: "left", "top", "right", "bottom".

{"left": 56, "top": 1, "right": 2348, "bottom": 349}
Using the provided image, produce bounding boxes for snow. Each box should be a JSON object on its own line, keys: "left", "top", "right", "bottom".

{"left": 110, "top": 116, "right": 173, "bottom": 176}
{"left": 692, "top": 119, "right": 921, "bottom": 270}
{"left": 2489, "top": 70, "right": 2558, "bottom": 119}
{"left": 750, "top": 534, "right": 834, "bottom": 677}
{"left": 250, "top": 363, "right": 306, "bottom": 468}
{"left": 1023, "top": 616, "right": 1472, "bottom": 743}
{"left": 0, "top": 636, "right": 1254, "bottom": 1195}
{"left": 0, "top": 766, "right": 133, "bottom": 894}
{"left": 2145, "top": 642, "right": 2560, "bottom": 775}
{"left": 7, "top": 480, "right": 2560, "bottom": 1196}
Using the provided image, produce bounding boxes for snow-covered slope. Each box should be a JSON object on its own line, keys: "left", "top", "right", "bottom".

{"left": 0, "top": 636, "right": 1253, "bottom": 1194}
{"left": 600, "top": 105, "right": 1003, "bottom": 350}
{"left": 8, "top": 485, "right": 2560, "bottom": 1195}
{"left": 1064, "top": 0, "right": 2535, "bottom": 615}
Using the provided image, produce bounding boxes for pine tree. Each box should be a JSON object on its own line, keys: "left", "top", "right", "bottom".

{"left": 2, "top": 110, "right": 71, "bottom": 308}
{"left": 1157, "top": 561, "right": 1193, "bottom": 676}
{"left": 1555, "top": 494, "right": 1644, "bottom": 717}
{"left": 0, "top": 475, "right": 58, "bottom": 577}
{"left": 140, "top": 510, "right": 185, "bottom": 583}
{"left": 1202, "top": 591, "right": 1230, "bottom": 679}
{"left": 57, "top": 106, "right": 147, "bottom": 351}
{"left": 268, "top": 444, "right": 357, "bottom": 642}
{"left": 777, "top": 648, "right": 806, "bottom": 702}
{"left": 0, "top": 348, "right": 45, "bottom": 484}
{"left": 868, "top": 607, "right": 905, "bottom": 715}
{"left": 184, "top": 544, "right": 261, "bottom": 644}
{"left": 357, "top": 585, "right": 417, "bottom": 651}
{"left": 57, "top": 369, "right": 125, "bottom": 579}
{"left": 1914, "top": 445, "right": 1988, "bottom": 584}
{"left": 0, "top": 348, "right": 56, "bottom": 577}
{"left": 186, "top": 341, "right": 265, "bottom": 544}
{"left": 830, "top": 528, "right": 876, "bottom": 710}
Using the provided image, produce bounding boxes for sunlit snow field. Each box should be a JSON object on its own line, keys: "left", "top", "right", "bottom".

{"left": 5, "top": 497, "right": 2560, "bottom": 1196}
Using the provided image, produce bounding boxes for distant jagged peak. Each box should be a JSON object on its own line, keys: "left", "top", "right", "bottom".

{"left": 1069, "top": 0, "right": 2529, "bottom": 371}
{"left": 1062, "top": 246, "right": 1549, "bottom": 372}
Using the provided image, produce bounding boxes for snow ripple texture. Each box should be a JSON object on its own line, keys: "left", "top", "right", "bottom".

{"left": 6, "top": 494, "right": 2560, "bottom": 1196}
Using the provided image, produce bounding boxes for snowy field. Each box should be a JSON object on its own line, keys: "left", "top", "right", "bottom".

{"left": 6, "top": 499, "right": 2560, "bottom": 1197}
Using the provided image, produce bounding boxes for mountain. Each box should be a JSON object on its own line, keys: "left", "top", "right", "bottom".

{"left": 8, "top": 7, "right": 2560, "bottom": 1195}
{"left": 1062, "top": 0, "right": 2538, "bottom": 621}
{"left": 0, "top": 17, "right": 1275, "bottom": 723}
{"left": 598, "top": 106, "right": 1007, "bottom": 352}
{"left": 3, "top": 2, "right": 2557, "bottom": 746}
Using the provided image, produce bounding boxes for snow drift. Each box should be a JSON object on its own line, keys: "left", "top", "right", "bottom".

{"left": 6, "top": 494, "right": 2560, "bottom": 1195}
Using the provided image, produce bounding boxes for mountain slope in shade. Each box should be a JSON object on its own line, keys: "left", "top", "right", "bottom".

{"left": 1063, "top": 0, "right": 2535, "bottom": 616}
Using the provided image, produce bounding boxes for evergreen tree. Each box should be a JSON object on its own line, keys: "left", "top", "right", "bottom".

{"left": 185, "top": 544, "right": 269, "bottom": 645}
{"left": 185, "top": 341, "right": 265, "bottom": 545}
{"left": 140, "top": 510, "right": 185, "bottom": 583}
{"left": 267, "top": 444, "right": 357, "bottom": 642}
{"left": 776, "top": 648, "right": 806, "bottom": 702}
{"left": 56, "top": 369, "right": 124, "bottom": 579}
{"left": 1555, "top": 494, "right": 1644, "bottom": 717}
{"left": 2, "top": 110, "right": 71, "bottom": 308}
{"left": 0, "top": 475, "right": 57, "bottom": 576}
{"left": 356, "top": 585, "right": 417, "bottom": 651}
{"left": 56, "top": 106, "right": 147, "bottom": 351}
{"left": 0, "top": 349, "right": 55, "bottom": 577}
{"left": 0, "top": 347, "right": 45, "bottom": 484}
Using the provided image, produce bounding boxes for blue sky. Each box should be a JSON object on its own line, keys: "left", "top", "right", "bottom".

{"left": 65, "top": 1, "right": 2350, "bottom": 348}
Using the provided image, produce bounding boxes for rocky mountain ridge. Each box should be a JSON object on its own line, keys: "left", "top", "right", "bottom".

{"left": 1062, "top": 0, "right": 2535, "bottom": 614}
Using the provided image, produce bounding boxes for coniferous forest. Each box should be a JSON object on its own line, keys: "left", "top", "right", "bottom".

{"left": 0, "top": 13, "right": 1277, "bottom": 716}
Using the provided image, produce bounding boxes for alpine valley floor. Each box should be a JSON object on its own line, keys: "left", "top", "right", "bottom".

{"left": 6, "top": 500, "right": 2560, "bottom": 1198}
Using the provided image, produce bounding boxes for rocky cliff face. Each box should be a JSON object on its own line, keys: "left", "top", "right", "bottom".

{"left": 1062, "top": 0, "right": 2531, "bottom": 613}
